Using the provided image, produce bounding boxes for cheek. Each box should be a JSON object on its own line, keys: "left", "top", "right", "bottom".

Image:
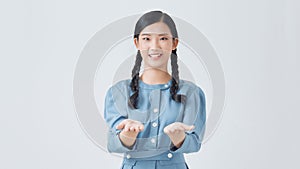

{"left": 160, "top": 42, "right": 173, "bottom": 50}
{"left": 140, "top": 50, "right": 149, "bottom": 58}
{"left": 138, "top": 42, "right": 150, "bottom": 50}
{"left": 160, "top": 52, "right": 171, "bottom": 62}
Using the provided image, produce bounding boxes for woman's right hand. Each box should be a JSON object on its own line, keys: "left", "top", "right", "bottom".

{"left": 116, "top": 119, "right": 144, "bottom": 147}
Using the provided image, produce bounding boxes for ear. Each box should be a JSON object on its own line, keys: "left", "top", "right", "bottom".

{"left": 134, "top": 37, "right": 139, "bottom": 49}
{"left": 172, "top": 38, "right": 179, "bottom": 50}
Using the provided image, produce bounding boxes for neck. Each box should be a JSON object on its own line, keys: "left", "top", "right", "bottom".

{"left": 140, "top": 68, "right": 171, "bottom": 84}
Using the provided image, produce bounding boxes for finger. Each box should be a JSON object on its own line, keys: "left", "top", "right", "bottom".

{"left": 189, "top": 125, "right": 195, "bottom": 130}
{"left": 176, "top": 125, "right": 186, "bottom": 132}
{"left": 124, "top": 124, "right": 130, "bottom": 132}
{"left": 139, "top": 125, "right": 144, "bottom": 131}
{"left": 163, "top": 125, "right": 170, "bottom": 134}
{"left": 132, "top": 125, "right": 139, "bottom": 132}
{"left": 134, "top": 124, "right": 143, "bottom": 132}
{"left": 170, "top": 126, "right": 177, "bottom": 133}
{"left": 180, "top": 123, "right": 195, "bottom": 131}
{"left": 176, "top": 125, "right": 186, "bottom": 133}
{"left": 116, "top": 120, "right": 127, "bottom": 130}
{"left": 129, "top": 126, "right": 135, "bottom": 131}
{"left": 185, "top": 125, "right": 195, "bottom": 131}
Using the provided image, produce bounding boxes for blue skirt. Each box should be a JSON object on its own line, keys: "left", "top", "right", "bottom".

{"left": 120, "top": 151, "right": 189, "bottom": 169}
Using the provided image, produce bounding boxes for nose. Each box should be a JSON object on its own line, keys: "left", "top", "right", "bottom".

{"left": 150, "top": 38, "right": 160, "bottom": 49}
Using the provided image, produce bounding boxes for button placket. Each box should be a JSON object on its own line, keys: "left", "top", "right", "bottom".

{"left": 152, "top": 122, "right": 158, "bottom": 127}
{"left": 149, "top": 89, "right": 161, "bottom": 121}
{"left": 149, "top": 89, "right": 161, "bottom": 148}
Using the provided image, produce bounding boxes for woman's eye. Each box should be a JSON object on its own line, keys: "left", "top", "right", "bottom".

{"left": 142, "top": 37, "right": 150, "bottom": 41}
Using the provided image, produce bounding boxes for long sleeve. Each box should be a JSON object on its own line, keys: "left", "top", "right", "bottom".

{"left": 104, "top": 87, "right": 137, "bottom": 153}
{"left": 170, "top": 87, "right": 206, "bottom": 153}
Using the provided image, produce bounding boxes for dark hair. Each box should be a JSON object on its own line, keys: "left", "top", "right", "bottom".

{"left": 128, "top": 10, "right": 186, "bottom": 109}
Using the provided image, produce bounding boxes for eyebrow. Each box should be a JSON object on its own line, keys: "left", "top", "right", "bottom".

{"left": 140, "top": 33, "right": 171, "bottom": 36}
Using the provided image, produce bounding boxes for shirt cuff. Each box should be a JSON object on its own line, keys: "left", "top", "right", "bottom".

{"left": 169, "top": 132, "right": 200, "bottom": 153}
{"left": 117, "top": 131, "right": 137, "bottom": 150}
{"left": 107, "top": 129, "right": 137, "bottom": 153}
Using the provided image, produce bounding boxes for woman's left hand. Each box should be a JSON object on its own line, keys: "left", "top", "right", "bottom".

{"left": 163, "top": 122, "right": 195, "bottom": 148}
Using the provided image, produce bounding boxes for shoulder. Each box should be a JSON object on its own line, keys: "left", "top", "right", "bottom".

{"left": 178, "top": 79, "right": 205, "bottom": 98}
{"left": 105, "top": 79, "right": 131, "bottom": 98}
{"left": 109, "top": 79, "right": 131, "bottom": 91}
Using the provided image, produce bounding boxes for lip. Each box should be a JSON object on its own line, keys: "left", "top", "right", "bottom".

{"left": 148, "top": 53, "right": 162, "bottom": 61}
{"left": 148, "top": 53, "right": 162, "bottom": 57}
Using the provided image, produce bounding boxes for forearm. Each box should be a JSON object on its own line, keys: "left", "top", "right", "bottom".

{"left": 167, "top": 131, "right": 186, "bottom": 148}
{"left": 118, "top": 131, "right": 138, "bottom": 148}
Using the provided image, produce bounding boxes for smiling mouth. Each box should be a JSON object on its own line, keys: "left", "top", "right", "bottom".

{"left": 148, "top": 53, "right": 162, "bottom": 58}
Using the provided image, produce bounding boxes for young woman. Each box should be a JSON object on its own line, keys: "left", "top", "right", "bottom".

{"left": 104, "top": 10, "right": 206, "bottom": 169}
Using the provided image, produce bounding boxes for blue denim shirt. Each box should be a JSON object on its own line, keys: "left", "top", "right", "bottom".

{"left": 104, "top": 78, "right": 206, "bottom": 161}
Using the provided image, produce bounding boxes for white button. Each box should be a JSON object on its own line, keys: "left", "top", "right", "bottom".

{"left": 164, "top": 84, "right": 169, "bottom": 87}
{"left": 152, "top": 122, "right": 158, "bottom": 127}
{"left": 153, "top": 108, "right": 159, "bottom": 113}
{"left": 167, "top": 153, "right": 173, "bottom": 158}
{"left": 126, "top": 154, "right": 131, "bottom": 159}
{"left": 151, "top": 138, "right": 156, "bottom": 144}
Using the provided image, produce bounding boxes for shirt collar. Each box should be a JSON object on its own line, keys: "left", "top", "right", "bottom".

{"left": 138, "top": 79, "right": 172, "bottom": 90}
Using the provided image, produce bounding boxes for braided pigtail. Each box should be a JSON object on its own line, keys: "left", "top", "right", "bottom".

{"left": 170, "top": 49, "right": 187, "bottom": 104}
{"left": 128, "top": 50, "right": 143, "bottom": 109}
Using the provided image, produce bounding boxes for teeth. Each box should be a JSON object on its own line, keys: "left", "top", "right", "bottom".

{"left": 149, "top": 54, "right": 161, "bottom": 57}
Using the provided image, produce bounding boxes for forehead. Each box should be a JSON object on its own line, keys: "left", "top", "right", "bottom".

{"left": 140, "top": 22, "right": 172, "bottom": 35}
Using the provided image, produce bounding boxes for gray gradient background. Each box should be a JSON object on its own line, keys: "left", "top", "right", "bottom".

{"left": 1, "top": 0, "right": 299, "bottom": 169}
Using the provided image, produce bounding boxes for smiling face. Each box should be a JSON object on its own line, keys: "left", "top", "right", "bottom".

{"left": 134, "top": 22, "right": 178, "bottom": 72}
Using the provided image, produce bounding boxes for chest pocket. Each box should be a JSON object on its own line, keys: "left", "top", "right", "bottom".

{"left": 126, "top": 89, "right": 161, "bottom": 123}
{"left": 127, "top": 109, "right": 150, "bottom": 123}
{"left": 159, "top": 100, "right": 184, "bottom": 125}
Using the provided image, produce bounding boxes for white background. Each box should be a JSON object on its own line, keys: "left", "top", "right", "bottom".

{"left": 1, "top": 0, "right": 299, "bottom": 168}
